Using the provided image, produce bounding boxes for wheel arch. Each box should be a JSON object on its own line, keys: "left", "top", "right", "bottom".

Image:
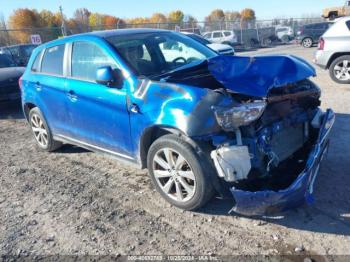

{"left": 326, "top": 52, "right": 350, "bottom": 69}
{"left": 139, "top": 125, "right": 187, "bottom": 169}
{"left": 23, "top": 102, "right": 37, "bottom": 121}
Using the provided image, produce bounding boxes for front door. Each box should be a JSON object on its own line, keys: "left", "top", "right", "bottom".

{"left": 65, "top": 40, "right": 133, "bottom": 158}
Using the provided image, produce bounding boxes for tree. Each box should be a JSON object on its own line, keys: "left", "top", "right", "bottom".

{"left": 127, "top": 17, "right": 150, "bottom": 28}
{"left": 150, "top": 13, "right": 167, "bottom": 23}
{"left": 89, "top": 12, "right": 104, "bottom": 28}
{"left": 104, "top": 15, "right": 118, "bottom": 28}
{"left": 240, "top": 8, "right": 256, "bottom": 20}
{"left": 240, "top": 8, "right": 256, "bottom": 29}
{"left": 168, "top": 10, "right": 184, "bottom": 23}
{"left": 225, "top": 11, "right": 241, "bottom": 21}
{"left": 206, "top": 9, "right": 225, "bottom": 22}
{"left": 73, "top": 8, "right": 91, "bottom": 32}
{"left": 8, "top": 8, "right": 41, "bottom": 43}
{"left": 0, "top": 13, "right": 10, "bottom": 46}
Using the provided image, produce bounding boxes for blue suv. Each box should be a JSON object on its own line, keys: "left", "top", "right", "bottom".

{"left": 20, "top": 29, "right": 334, "bottom": 215}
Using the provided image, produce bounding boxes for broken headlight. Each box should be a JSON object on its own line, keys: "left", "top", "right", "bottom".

{"left": 213, "top": 101, "right": 266, "bottom": 131}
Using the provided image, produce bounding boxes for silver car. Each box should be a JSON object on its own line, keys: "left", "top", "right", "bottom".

{"left": 314, "top": 16, "right": 350, "bottom": 84}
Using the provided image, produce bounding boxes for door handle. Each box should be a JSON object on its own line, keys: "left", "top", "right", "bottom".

{"left": 129, "top": 103, "right": 140, "bottom": 114}
{"left": 35, "top": 81, "right": 41, "bottom": 91}
{"left": 67, "top": 90, "right": 78, "bottom": 101}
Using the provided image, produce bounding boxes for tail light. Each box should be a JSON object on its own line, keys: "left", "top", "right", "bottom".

{"left": 318, "top": 38, "right": 325, "bottom": 50}
{"left": 18, "top": 76, "right": 23, "bottom": 90}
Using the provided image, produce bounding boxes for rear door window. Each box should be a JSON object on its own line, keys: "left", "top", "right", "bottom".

{"left": 223, "top": 31, "right": 231, "bottom": 36}
{"left": 71, "top": 41, "right": 117, "bottom": 82}
{"left": 213, "top": 32, "right": 222, "bottom": 38}
{"left": 41, "top": 45, "right": 65, "bottom": 76}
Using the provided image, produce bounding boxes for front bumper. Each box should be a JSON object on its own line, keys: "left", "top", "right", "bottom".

{"left": 229, "top": 109, "right": 335, "bottom": 216}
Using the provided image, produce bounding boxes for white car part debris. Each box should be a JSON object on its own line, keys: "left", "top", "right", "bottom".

{"left": 211, "top": 145, "right": 252, "bottom": 182}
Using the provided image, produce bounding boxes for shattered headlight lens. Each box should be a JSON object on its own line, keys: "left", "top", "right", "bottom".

{"left": 213, "top": 101, "right": 266, "bottom": 131}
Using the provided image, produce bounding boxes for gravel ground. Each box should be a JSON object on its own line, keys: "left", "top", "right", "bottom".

{"left": 0, "top": 45, "right": 350, "bottom": 259}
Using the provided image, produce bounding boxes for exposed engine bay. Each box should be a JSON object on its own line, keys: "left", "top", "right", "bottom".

{"left": 209, "top": 79, "right": 322, "bottom": 183}
{"left": 156, "top": 54, "right": 334, "bottom": 215}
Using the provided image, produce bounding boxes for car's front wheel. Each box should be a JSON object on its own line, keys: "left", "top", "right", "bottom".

{"left": 147, "top": 134, "right": 214, "bottom": 211}
{"left": 29, "top": 107, "right": 62, "bottom": 151}
{"left": 302, "top": 37, "right": 313, "bottom": 48}
{"left": 329, "top": 55, "right": 350, "bottom": 84}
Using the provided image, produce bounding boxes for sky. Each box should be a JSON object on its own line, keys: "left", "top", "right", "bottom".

{"left": 0, "top": 0, "right": 343, "bottom": 21}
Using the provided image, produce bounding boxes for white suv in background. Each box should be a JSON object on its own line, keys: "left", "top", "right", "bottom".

{"left": 203, "top": 30, "right": 238, "bottom": 45}
{"left": 314, "top": 17, "right": 350, "bottom": 84}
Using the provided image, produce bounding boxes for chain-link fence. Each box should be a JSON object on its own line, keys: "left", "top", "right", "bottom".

{"left": 0, "top": 17, "right": 326, "bottom": 49}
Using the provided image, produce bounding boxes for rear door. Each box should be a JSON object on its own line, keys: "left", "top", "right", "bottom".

{"left": 30, "top": 44, "right": 70, "bottom": 136}
{"left": 212, "top": 32, "right": 223, "bottom": 43}
{"left": 64, "top": 40, "right": 133, "bottom": 157}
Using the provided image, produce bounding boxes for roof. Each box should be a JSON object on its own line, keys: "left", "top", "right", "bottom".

{"left": 85, "top": 28, "right": 170, "bottom": 38}
{"left": 38, "top": 28, "right": 172, "bottom": 49}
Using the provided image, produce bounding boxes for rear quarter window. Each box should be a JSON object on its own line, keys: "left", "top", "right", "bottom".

{"left": 41, "top": 45, "right": 65, "bottom": 76}
{"left": 31, "top": 51, "right": 42, "bottom": 72}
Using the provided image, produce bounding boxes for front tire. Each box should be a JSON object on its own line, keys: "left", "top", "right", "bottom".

{"left": 302, "top": 37, "right": 313, "bottom": 48}
{"left": 29, "top": 107, "right": 62, "bottom": 151}
{"left": 329, "top": 55, "right": 350, "bottom": 84}
{"left": 147, "top": 134, "right": 214, "bottom": 211}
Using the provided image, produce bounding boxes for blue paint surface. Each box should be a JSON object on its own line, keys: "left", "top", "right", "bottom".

{"left": 208, "top": 55, "right": 316, "bottom": 97}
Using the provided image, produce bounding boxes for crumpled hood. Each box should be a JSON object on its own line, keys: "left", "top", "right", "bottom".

{"left": 208, "top": 55, "right": 316, "bottom": 97}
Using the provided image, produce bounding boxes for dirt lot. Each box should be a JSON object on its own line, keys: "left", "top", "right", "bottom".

{"left": 1, "top": 45, "right": 350, "bottom": 258}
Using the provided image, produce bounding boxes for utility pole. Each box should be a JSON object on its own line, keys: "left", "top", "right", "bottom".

{"left": 59, "top": 6, "right": 67, "bottom": 37}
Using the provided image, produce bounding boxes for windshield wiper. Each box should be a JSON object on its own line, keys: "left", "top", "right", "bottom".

{"left": 149, "top": 60, "right": 208, "bottom": 81}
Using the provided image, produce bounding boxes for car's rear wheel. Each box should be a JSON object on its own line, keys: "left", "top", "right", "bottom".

{"left": 329, "top": 55, "right": 350, "bottom": 84}
{"left": 147, "top": 134, "right": 214, "bottom": 211}
{"left": 29, "top": 107, "right": 62, "bottom": 151}
{"left": 302, "top": 37, "right": 313, "bottom": 48}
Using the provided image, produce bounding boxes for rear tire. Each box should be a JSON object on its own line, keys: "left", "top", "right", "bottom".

{"left": 329, "top": 55, "right": 350, "bottom": 84}
{"left": 29, "top": 107, "right": 62, "bottom": 152}
{"left": 302, "top": 37, "right": 313, "bottom": 48}
{"left": 147, "top": 134, "right": 214, "bottom": 211}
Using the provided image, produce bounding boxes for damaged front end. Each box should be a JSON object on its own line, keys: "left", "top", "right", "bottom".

{"left": 205, "top": 56, "right": 335, "bottom": 216}
{"left": 149, "top": 54, "right": 335, "bottom": 216}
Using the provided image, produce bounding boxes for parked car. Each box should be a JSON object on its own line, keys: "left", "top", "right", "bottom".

{"left": 202, "top": 30, "right": 238, "bottom": 46}
{"left": 314, "top": 17, "right": 350, "bottom": 84}
{"left": 0, "top": 54, "right": 25, "bottom": 104}
{"left": 20, "top": 29, "right": 334, "bottom": 216}
{"left": 182, "top": 32, "right": 234, "bottom": 55}
{"left": 296, "top": 22, "right": 333, "bottom": 48}
{"left": 323, "top": 0, "right": 350, "bottom": 20}
{"left": 0, "top": 44, "right": 37, "bottom": 66}
{"left": 275, "top": 26, "right": 294, "bottom": 42}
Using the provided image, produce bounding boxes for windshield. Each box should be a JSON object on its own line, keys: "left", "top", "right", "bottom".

{"left": 107, "top": 31, "right": 217, "bottom": 77}
{"left": 0, "top": 54, "right": 17, "bottom": 68}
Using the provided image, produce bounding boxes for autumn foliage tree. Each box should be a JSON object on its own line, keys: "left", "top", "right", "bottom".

{"left": 240, "top": 8, "right": 256, "bottom": 28}
{"left": 206, "top": 9, "right": 225, "bottom": 22}
{"left": 8, "top": 8, "right": 41, "bottom": 43}
{"left": 168, "top": 10, "right": 184, "bottom": 23}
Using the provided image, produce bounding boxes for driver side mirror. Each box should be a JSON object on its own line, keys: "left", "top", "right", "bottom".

{"left": 96, "top": 66, "right": 124, "bottom": 88}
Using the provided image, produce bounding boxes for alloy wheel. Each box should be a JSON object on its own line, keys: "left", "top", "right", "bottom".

{"left": 303, "top": 38, "right": 312, "bottom": 48}
{"left": 333, "top": 60, "right": 350, "bottom": 81}
{"left": 152, "top": 148, "right": 196, "bottom": 203}
{"left": 30, "top": 113, "right": 48, "bottom": 147}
